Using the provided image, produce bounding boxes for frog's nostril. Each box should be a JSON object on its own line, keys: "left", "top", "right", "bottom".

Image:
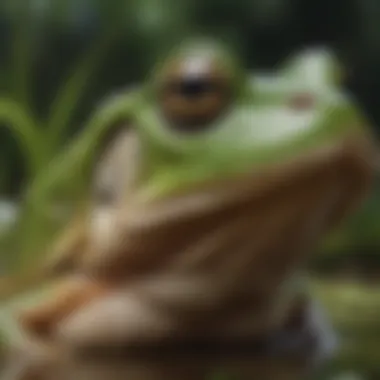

{"left": 288, "top": 93, "right": 316, "bottom": 111}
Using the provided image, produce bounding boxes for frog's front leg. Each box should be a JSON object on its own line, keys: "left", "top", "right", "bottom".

{"left": 17, "top": 275, "right": 108, "bottom": 340}
{"left": 2, "top": 284, "right": 178, "bottom": 380}
{"left": 55, "top": 286, "right": 180, "bottom": 352}
{"left": 55, "top": 275, "right": 229, "bottom": 352}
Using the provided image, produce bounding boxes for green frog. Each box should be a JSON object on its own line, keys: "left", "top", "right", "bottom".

{"left": 0, "top": 39, "right": 377, "bottom": 380}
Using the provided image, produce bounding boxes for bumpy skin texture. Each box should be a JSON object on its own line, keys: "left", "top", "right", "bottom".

{"left": 1, "top": 41, "right": 377, "bottom": 380}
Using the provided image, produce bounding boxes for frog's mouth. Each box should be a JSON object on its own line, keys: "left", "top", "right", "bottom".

{"left": 103, "top": 135, "right": 375, "bottom": 332}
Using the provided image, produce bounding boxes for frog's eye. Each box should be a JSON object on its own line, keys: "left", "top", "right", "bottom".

{"left": 157, "top": 56, "right": 233, "bottom": 132}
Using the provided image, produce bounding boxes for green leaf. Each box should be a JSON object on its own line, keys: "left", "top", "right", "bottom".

{"left": 0, "top": 98, "right": 46, "bottom": 178}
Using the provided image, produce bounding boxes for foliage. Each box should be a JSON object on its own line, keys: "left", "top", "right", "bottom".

{"left": 0, "top": 1, "right": 137, "bottom": 271}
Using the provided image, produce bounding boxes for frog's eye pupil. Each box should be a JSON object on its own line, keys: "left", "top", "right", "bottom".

{"left": 174, "top": 77, "right": 216, "bottom": 98}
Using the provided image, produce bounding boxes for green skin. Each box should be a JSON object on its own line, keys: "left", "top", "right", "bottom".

{"left": 0, "top": 40, "right": 376, "bottom": 378}
{"left": 132, "top": 43, "right": 363, "bottom": 200}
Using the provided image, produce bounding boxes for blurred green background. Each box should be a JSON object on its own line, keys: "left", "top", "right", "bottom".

{"left": 0, "top": 1, "right": 380, "bottom": 379}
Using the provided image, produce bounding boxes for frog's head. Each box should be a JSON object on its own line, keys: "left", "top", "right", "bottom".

{"left": 93, "top": 39, "right": 376, "bottom": 283}
{"left": 121, "top": 40, "right": 374, "bottom": 210}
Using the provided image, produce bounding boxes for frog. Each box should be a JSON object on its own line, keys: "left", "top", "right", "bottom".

{"left": 0, "top": 38, "right": 377, "bottom": 380}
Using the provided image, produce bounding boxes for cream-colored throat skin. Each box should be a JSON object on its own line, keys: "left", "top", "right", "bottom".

{"left": 87, "top": 135, "right": 374, "bottom": 339}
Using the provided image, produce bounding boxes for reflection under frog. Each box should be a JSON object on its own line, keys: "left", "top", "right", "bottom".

{"left": 0, "top": 39, "right": 377, "bottom": 380}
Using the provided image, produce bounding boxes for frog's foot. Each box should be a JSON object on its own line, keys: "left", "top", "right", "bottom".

{"left": 56, "top": 289, "right": 180, "bottom": 354}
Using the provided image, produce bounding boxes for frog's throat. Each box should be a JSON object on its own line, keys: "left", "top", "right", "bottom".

{"left": 90, "top": 136, "right": 374, "bottom": 337}
{"left": 114, "top": 136, "right": 374, "bottom": 288}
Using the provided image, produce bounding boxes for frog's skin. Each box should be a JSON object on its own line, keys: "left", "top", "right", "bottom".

{"left": 0, "top": 40, "right": 377, "bottom": 380}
